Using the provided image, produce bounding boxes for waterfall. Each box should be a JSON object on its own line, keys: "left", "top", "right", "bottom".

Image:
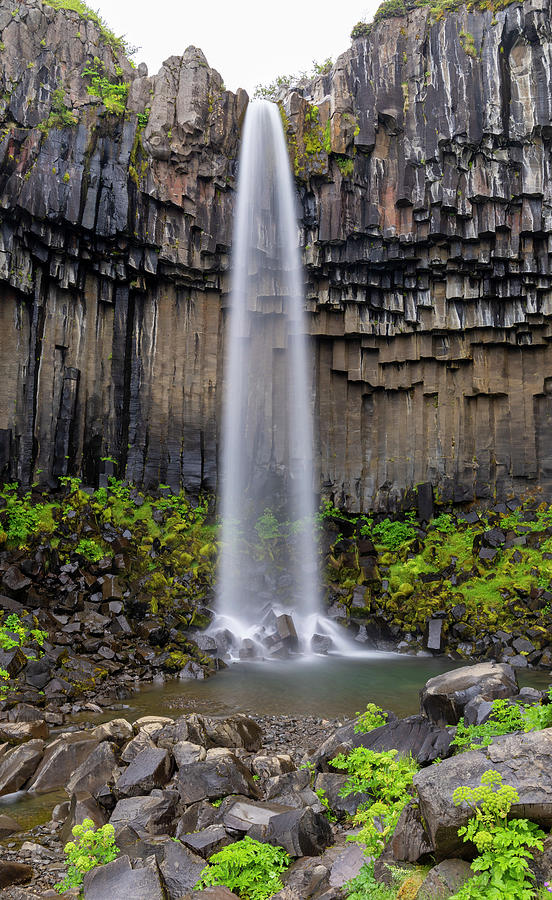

{"left": 216, "top": 99, "right": 321, "bottom": 656}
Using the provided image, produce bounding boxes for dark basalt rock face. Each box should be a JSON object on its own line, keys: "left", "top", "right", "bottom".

{"left": 1, "top": 0, "right": 552, "bottom": 509}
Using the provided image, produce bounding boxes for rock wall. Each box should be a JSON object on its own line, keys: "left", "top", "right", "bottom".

{"left": 2, "top": 0, "right": 552, "bottom": 510}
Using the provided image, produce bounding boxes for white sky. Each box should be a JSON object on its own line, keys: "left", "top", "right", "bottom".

{"left": 92, "top": 0, "right": 380, "bottom": 95}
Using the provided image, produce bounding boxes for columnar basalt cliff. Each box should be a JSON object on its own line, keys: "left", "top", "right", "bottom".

{"left": 1, "top": 0, "right": 552, "bottom": 511}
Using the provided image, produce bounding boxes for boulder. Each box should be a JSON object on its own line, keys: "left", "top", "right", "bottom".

{"left": 530, "top": 834, "right": 552, "bottom": 884}
{"left": 121, "top": 731, "right": 157, "bottom": 763}
{"left": 179, "top": 825, "right": 230, "bottom": 859}
{"left": 414, "top": 728, "right": 552, "bottom": 858}
{"left": 252, "top": 754, "right": 295, "bottom": 779}
{"left": 173, "top": 741, "right": 207, "bottom": 767}
{"left": 0, "top": 739, "right": 44, "bottom": 795}
{"left": 264, "top": 770, "right": 323, "bottom": 812}
{"left": 90, "top": 719, "right": 134, "bottom": 744}
{"left": 420, "top": 662, "right": 518, "bottom": 726}
{"left": 386, "top": 801, "right": 435, "bottom": 863}
{"left": 158, "top": 840, "right": 206, "bottom": 898}
{"left": 417, "top": 859, "right": 474, "bottom": 899}
{"left": 314, "top": 772, "right": 370, "bottom": 818}
{"left": 82, "top": 854, "right": 164, "bottom": 900}
{"left": 66, "top": 741, "right": 119, "bottom": 797}
{"left": 0, "top": 812, "right": 22, "bottom": 837}
{"left": 223, "top": 798, "right": 333, "bottom": 857}
{"left": 27, "top": 732, "right": 99, "bottom": 793}
{"left": 0, "top": 720, "right": 48, "bottom": 743}
{"left": 114, "top": 747, "right": 173, "bottom": 799}
{"left": 157, "top": 714, "right": 263, "bottom": 753}
{"left": 60, "top": 793, "right": 107, "bottom": 844}
{"left": 110, "top": 790, "right": 178, "bottom": 836}
{"left": 177, "top": 748, "right": 260, "bottom": 804}
{"left": 0, "top": 861, "right": 33, "bottom": 889}
{"left": 352, "top": 715, "right": 453, "bottom": 765}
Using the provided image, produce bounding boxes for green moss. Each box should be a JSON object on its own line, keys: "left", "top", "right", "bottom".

{"left": 335, "top": 155, "right": 354, "bottom": 178}
{"left": 38, "top": 88, "right": 78, "bottom": 134}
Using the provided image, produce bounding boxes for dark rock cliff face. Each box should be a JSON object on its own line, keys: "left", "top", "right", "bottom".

{"left": 1, "top": 0, "right": 552, "bottom": 510}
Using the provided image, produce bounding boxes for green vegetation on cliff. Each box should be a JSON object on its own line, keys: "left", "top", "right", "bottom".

{"left": 351, "top": 0, "right": 525, "bottom": 39}
{"left": 43, "top": 0, "right": 135, "bottom": 55}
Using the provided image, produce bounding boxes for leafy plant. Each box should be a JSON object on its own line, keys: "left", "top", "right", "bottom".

{"left": 0, "top": 613, "right": 47, "bottom": 656}
{"left": 0, "top": 667, "right": 9, "bottom": 700}
{"left": 450, "top": 770, "right": 544, "bottom": 899}
{"left": 372, "top": 514, "right": 417, "bottom": 550}
{"left": 316, "top": 787, "right": 337, "bottom": 823}
{"left": 82, "top": 58, "right": 129, "bottom": 115}
{"left": 38, "top": 87, "right": 78, "bottom": 133}
{"left": 355, "top": 703, "right": 388, "bottom": 734}
{"left": 75, "top": 538, "right": 105, "bottom": 563}
{"left": 55, "top": 819, "right": 119, "bottom": 893}
{"left": 451, "top": 699, "right": 526, "bottom": 752}
{"left": 345, "top": 861, "right": 421, "bottom": 899}
{"left": 195, "top": 836, "right": 290, "bottom": 900}
{"left": 330, "top": 748, "right": 418, "bottom": 857}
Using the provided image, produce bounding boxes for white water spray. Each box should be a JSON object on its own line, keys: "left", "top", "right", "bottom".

{"left": 217, "top": 100, "right": 324, "bottom": 654}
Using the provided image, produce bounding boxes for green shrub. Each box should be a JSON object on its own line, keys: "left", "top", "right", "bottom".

{"left": 195, "top": 836, "right": 290, "bottom": 900}
{"left": 330, "top": 748, "right": 418, "bottom": 857}
{"left": 75, "top": 538, "right": 105, "bottom": 563}
{"left": 55, "top": 819, "right": 119, "bottom": 893}
{"left": 450, "top": 770, "right": 544, "bottom": 899}
{"left": 38, "top": 87, "right": 78, "bottom": 133}
{"left": 372, "top": 514, "right": 417, "bottom": 550}
{"left": 345, "top": 861, "right": 404, "bottom": 899}
{"left": 354, "top": 703, "right": 388, "bottom": 734}
{"left": 82, "top": 59, "right": 129, "bottom": 115}
{"left": 451, "top": 693, "right": 552, "bottom": 754}
{"left": 0, "top": 667, "right": 9, "bottom": 700}
{"left": 0, "top": 613, "right": 47, "bottom": 656}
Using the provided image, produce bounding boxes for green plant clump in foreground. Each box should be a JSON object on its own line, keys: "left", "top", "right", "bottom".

{"left": 355, "top": 702, "right": 388, "bottom": 734}
{"left": 43, "top": 0, "right": 135, "bottom": 54}
{"left": 450, "top": 770, "right": 544, "bottom": 899}
{"left": 195, "top": 836, "right": 290, "bottom": 900}
{"left": 0, "top": 612, "right": 48, "bottom": 698}
{"left": 55, "top": 819, "right": 119, "bottom": 893}
{"left": 330, "top": 747, "right": 418, "bottom": 857}
{"left": 451, "top": 692, "right": 552, "bottom": 753}
{"left": 345, "top": 861, "right": 412, "bottom": 899}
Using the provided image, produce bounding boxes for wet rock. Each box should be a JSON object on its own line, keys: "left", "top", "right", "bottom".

{"left": 0, "top": 861, "right": 33, "bottom": 889}
{"left": 82, "top": 854, "right": 165, "bottom": 899}
{"left": 177, "top": 748, "right": 260, "bottom": 804}
{"left": 114, "top": 746, "right": 173, "bottom": 799}
{"left": 0, "top": 739, "right": 44, "bottom": 795}
{"left": 23, "top": 658, "right": 52, "bottom": 689}
{"left": 110, "top": 789, "right": 178, "bottom": 836}
{"left": 417, "top": 859, "right": 474, "bottom": 899}
{"left": 414, "top": 729, "right": 552, "bottom": 858}
{"left": 420, "top": 662, "right": 518, "bottom": 726}
{"left": 311, "top": 634, "right": 333, "bottom": 654}
{"left": 275, "top": 614, "right": 299, "bottom": 648}
{"left": 264, "top": 770, "right": 323, "bottom": 811}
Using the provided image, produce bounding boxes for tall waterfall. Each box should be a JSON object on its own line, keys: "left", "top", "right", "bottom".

{"left": 217, "top": 100, "right": 319, "bottom": 653}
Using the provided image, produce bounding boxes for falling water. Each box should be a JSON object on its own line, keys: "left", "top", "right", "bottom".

{"left": 217, "top": 99, "right": 323, "bottom": 654}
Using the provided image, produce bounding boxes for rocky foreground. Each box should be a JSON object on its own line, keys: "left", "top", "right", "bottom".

{"left": 1, "top": 661, "right": 552, "bottom": 898}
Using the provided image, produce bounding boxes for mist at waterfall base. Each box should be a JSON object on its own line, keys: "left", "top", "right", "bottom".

{"left": 215, "top": 101, "right": 354, "bottom": 661}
